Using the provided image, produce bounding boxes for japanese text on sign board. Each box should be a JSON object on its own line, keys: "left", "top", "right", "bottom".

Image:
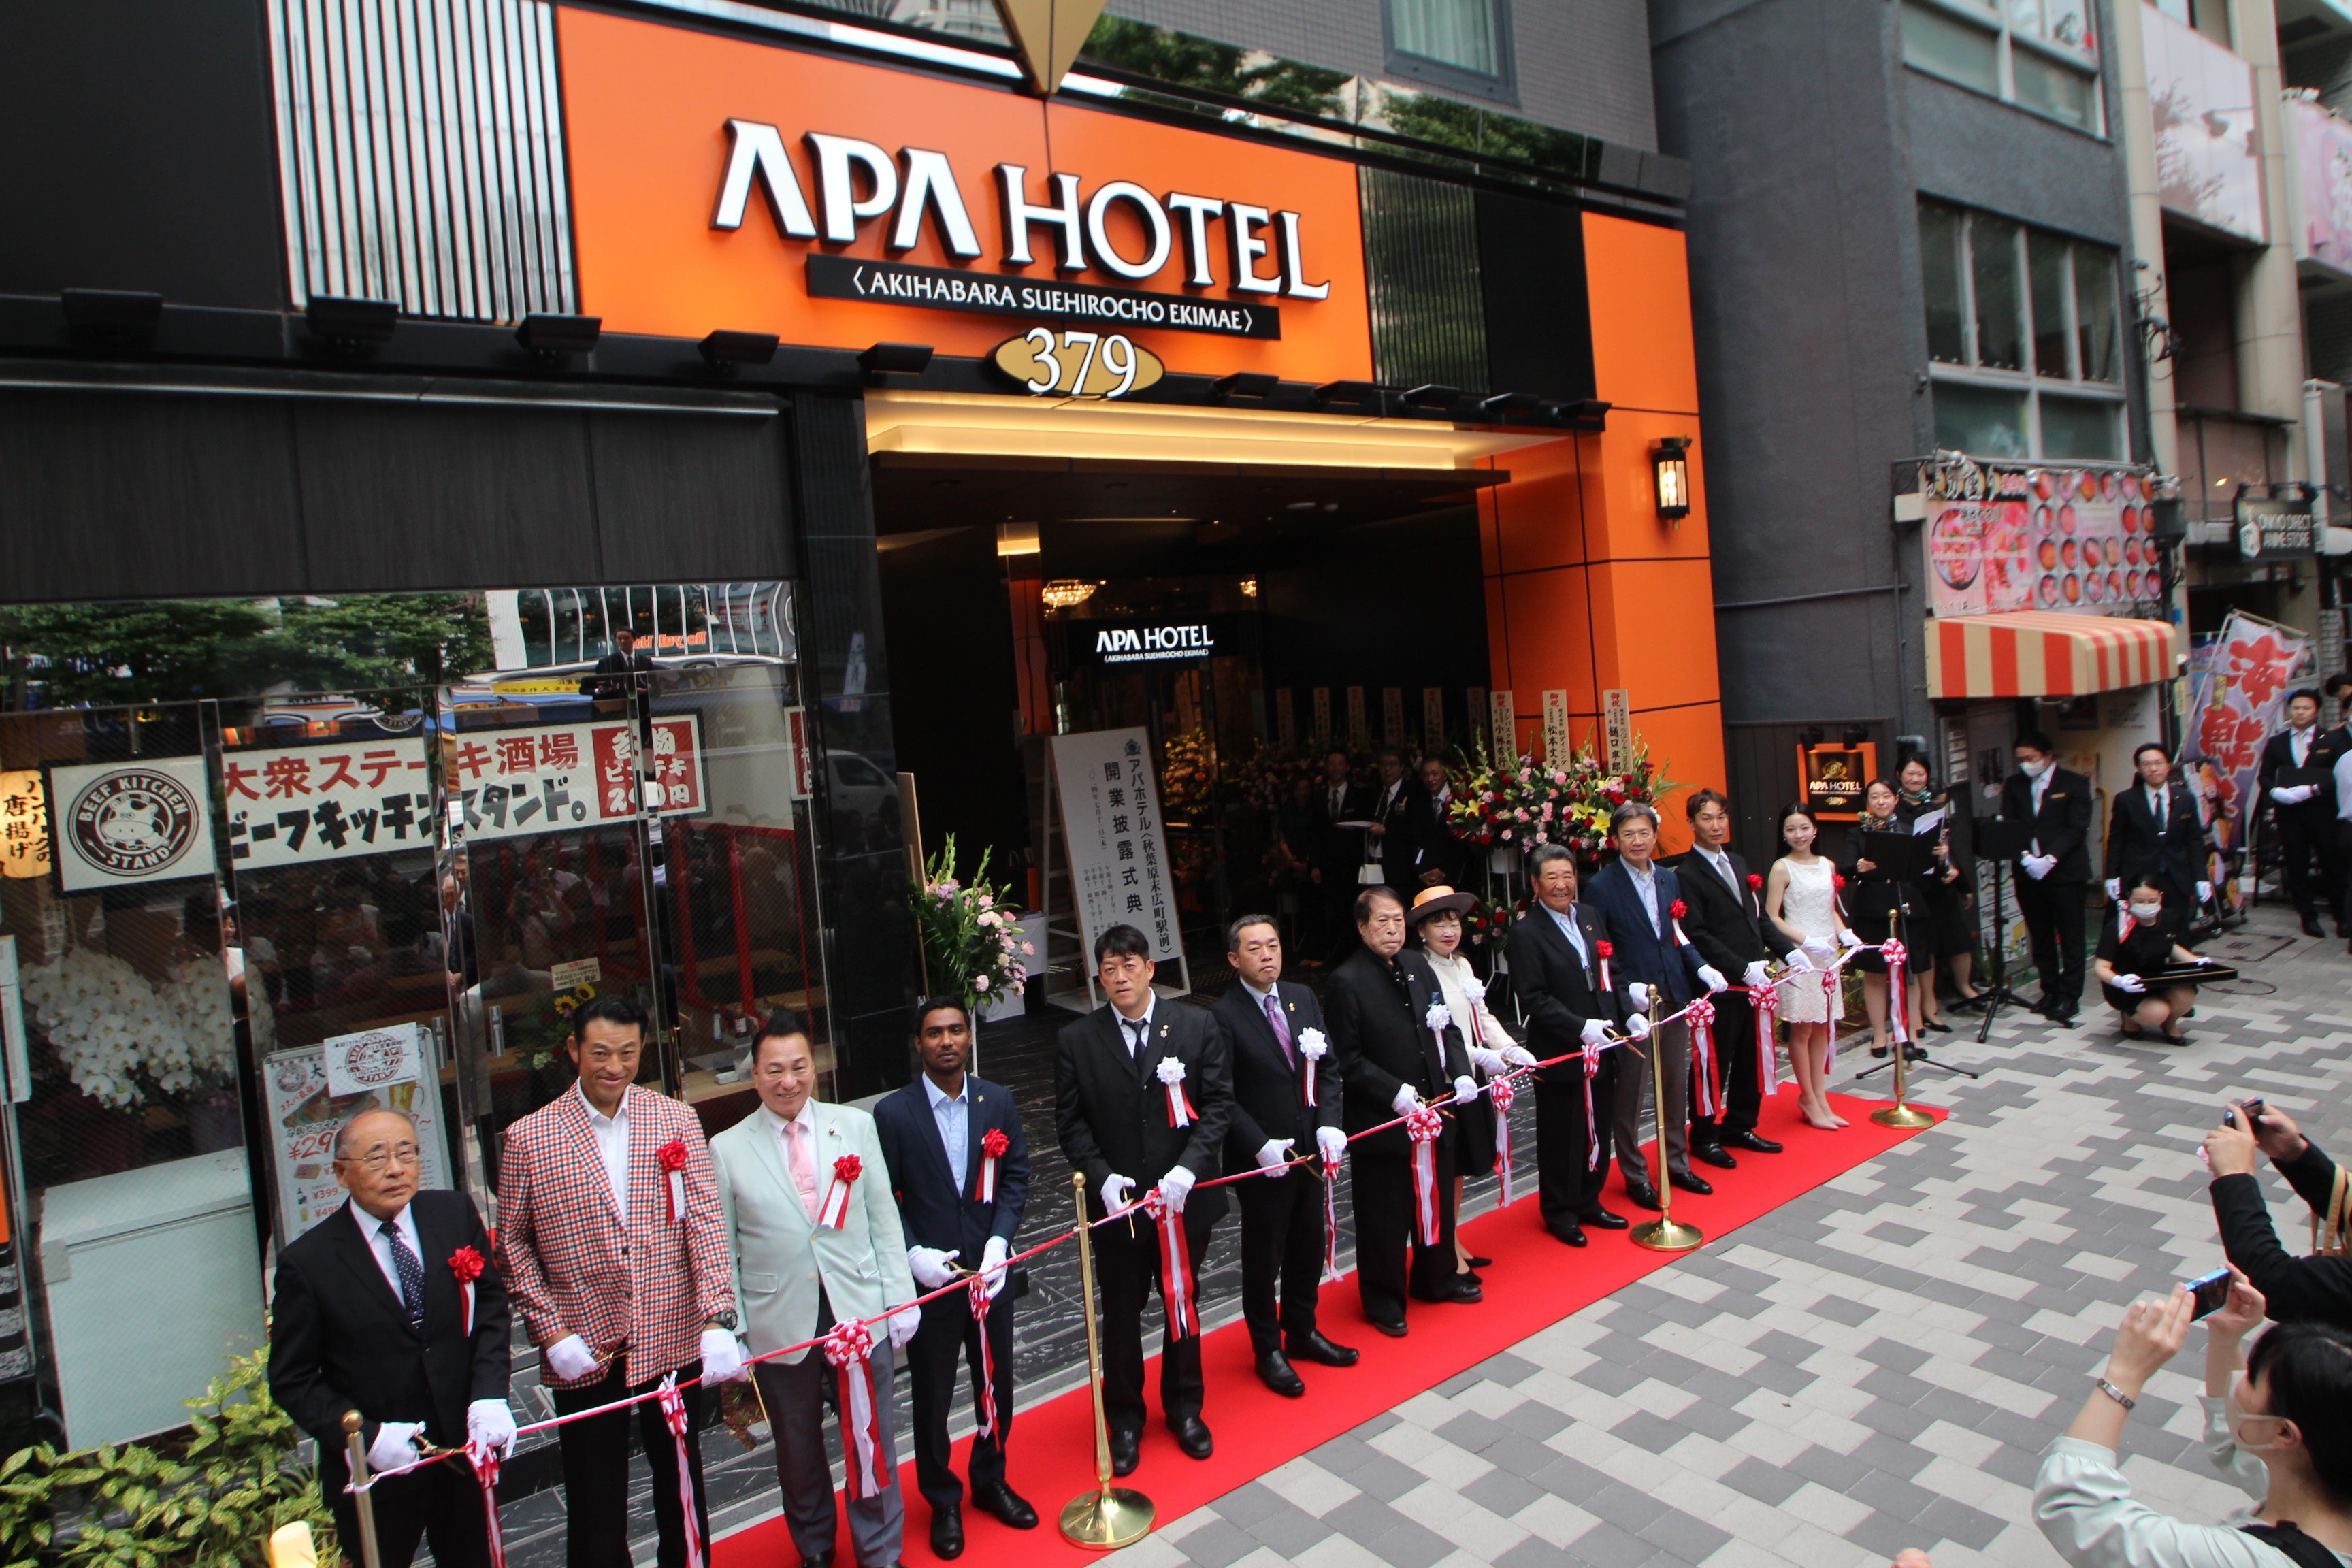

{"left": 2187, "top": 609, "right": 2310, "bottom": 841}
{"left": 442, "top": 716, "right": 706, "bottom": 840}
{"left": 0, "top": 772, "right": 48, "bottom": 881}
{"left": 1049, "top": 728, "right": 1184, "bottom": 967}
{"left": 223, "top": 738, "right": 431, "bottom": 868}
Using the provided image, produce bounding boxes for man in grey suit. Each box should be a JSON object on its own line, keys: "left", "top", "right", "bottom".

{"left": 711, "top": 1014, "right": 921, "bottom": 1568}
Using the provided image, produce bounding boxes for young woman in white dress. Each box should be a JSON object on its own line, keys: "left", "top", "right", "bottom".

{"left": 1764, "top": 803, "right": 1857, "bottom": 1130}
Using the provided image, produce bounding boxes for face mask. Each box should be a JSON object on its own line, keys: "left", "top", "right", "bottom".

{"left": 2226, "top": 1388, "right": 2293, "bottom": 1453}
{"left": 2128, "top": 901, "right": 2162, "bottom": 921}
{"left": 2022, "top": 757, "right": 2051, "bottom": 779}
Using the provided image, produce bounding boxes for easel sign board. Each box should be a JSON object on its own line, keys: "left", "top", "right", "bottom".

{"left": 1047, "top": 730, "right": 1188, "bottom": 1004}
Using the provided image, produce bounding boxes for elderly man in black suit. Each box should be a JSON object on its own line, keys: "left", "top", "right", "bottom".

{"left": 268, "top": 1108, "right": 514, "bottom": 1568}
{"left": 2102, "top": 743, "right": 2211, "bottom": 915}
{"left": 875, "top": 997, "right": 1037, "bottom": 1558}
{"left": 1054, "top": 924, "right": 1233, "bottom": 1475}
{"left": 1670, "top": 789, "right": 1809, "bottom": 1169}
{"left": 1209, "top": 915, "right": 1358, "bottom": 1399}
{"left": 2259, "top": 690, "right": 2351, "bottom": 938}
{"left": 1326, "top": 885, "right": 1481, "bottom": 1337}
{"left": 1512, "top": 843, "right": 1648, "bottom": 1247}
{"left": 2000, "top": 730, "right": 2094, "bottom": 1023}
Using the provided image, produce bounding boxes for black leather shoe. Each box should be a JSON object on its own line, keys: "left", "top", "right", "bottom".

{"left": 1669, "top": 1171, "right": 1714, "bottom": 1196}
{"left": 1725, "top": 1130, "right": 1783, "bottom": 1154}
{"left": 1287, "top": 1330, "right": 1360, "bottom": 1367}
{"left": 1256, "top": 1350, "right": 1307, "bottom": 1398}
{"left": 930, "top": 1503, "right": 964, "bottom": 1560}
{"left": 1411, "top": 1276, "right": 1482, "bottom": 1305}
{"left": 971, "top": 1481, "right": 1039, "bottom": 1530}
{"left": 1550, "top": 1223, "right": 1588, "bottom": 1247}
{"left": 2302, "top": 912, "right": 2325, "bottom": 937}
{"left": 1690, "top": 1143, "right": 1737, "bottom": 1170}
{"left": 1464, "top": 1254, "right": 1493, "bottom": 1269}
{"left": 1109, "top": 1426, "right": 1141, "bottom": 1477}
{"left": 1368, "top": 1316, "right": 1408, "bottom": 1338}
{"left": 1169, "top": 1415, "right": 1214, "bottom": 1460}
{"left": 1623, "top": 1181, "right": 1663, "bottom": 1211}
{"left": 800, "top": 1557, "right": 834, "bottom": 1568}
{"left": 1583, "top": 1207, "right": 1631, "bottom": 1230}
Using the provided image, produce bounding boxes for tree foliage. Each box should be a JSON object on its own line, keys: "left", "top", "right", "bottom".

{"left": 1079, "top": 16, "right": 1350, "bottom": 118}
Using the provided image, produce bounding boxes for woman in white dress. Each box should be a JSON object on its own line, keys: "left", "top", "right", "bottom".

{"left": 1410, "top": 886, "right": 1537, "bottom": 1281}
{"left": 1764, "top": 804, "right": 1857, "bottom": 1130}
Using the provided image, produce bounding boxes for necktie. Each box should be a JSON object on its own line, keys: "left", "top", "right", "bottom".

{"left": 2154, "top": 789, "right": 2166, "bottom": 831}
{"left": 380, "top": 1220, "right": 425, "bottom": 1328}
{"left": 1714, "top": 851, "right": 1739, "bottom": 896}
{"left": 1263, "top": 992, "right": 1294, "bottom": 1067}
{"left": 787, "top": 1118, "right": 819, "bottom": 1220}
{"left": 1126, "top": 1017, "right": 1148, "bottom": 1057}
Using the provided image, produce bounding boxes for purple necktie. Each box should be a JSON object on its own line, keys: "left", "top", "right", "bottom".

{"left": 1264, "top": 993, "right": 1294, "bottom": 1066}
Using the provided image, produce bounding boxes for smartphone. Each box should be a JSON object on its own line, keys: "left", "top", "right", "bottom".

{"left": 2186, "top": 1267, "right": 2233, "bottom": 1320}
{"left": 2222, "top": 1096, "right": 2266, "bottom": 1128}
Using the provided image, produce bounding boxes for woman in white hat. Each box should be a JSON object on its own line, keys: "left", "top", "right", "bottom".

{"left": 1410, "top": 885, "right": 1537, "bottom": 1282}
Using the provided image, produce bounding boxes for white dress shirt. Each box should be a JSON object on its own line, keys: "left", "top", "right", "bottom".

{"left": 924, "top": 1073, "right": 970, "bottom": 1189}
{"left": 355, "top": 1198, "right": 423, "bottom": 1304}
{"left": 1628, "top": 861, "right": 1661, "bottom": 932}
{"left": 2289, "top": 725, "right": 2312, "bottom": 767}
{"left": 585, "top": 1091, "right": 630, "bottom": 1215}
{"left": 1113, "top": 997, "right": 1156, "bottom": 1056}
{"left": 1544, "top": 902, "right": 1590, "bottom": 967}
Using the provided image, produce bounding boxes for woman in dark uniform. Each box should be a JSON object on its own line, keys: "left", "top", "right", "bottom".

{"left": 1849, "top": 779, "right": 1931, "bottom": 1059}
{"left": 1897, "top": 757, "right": 1979, "bottom": 1029}
{"left": 2092, "top": 877, "right": 2210, "bottom": 1044}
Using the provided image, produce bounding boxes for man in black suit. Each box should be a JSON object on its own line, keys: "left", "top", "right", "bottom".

{"left": 1670, "top": 789, "right": 1808, "bottom": 1168}
{"left": 268, "top": 1109, "right": 514, "bottom": 1568}
{"left": 2102, "top": 744, "right": 2210, "bottom": 914}
{"left": 578, "top": 625, "right": 656, "bottom": 700}
{"left": 2258, "top": 691, "right": 2350, "bottom": 938}
{"left": 1326, "top": 885, "right": 1481, "bottom": 1337}
{"left": 1512, "top": 843, "right": 1646, "bottom": 1246}
{"left": 1363, "top": 747, "right": 1420, "bottom": 902}
{"left": 1999, "top": 730, "right": 2094, "bottom": 1023}
{"left": 1311, "top": 748, "right": 1373, "bottom": 961}
{"left": 875, "top": 998, "right": 1038, "bottom": 1559}
{"left": 1054, "top": 925, "right": 1233, "bottom": 1474}
{"left": 1407, "top": 755, "right": 1467, "bottom": 891}
{"left": 1209, "top": 915, "right": 1359, "bottom": 1399}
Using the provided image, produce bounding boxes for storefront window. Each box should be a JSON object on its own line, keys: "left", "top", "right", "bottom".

{"left": 1923, "top": 204, "right": 1967, "bottom": 364}
{"left": 1972, "top": 215, "right": 2025, "bottom": 370}
{"left": 1902, "top": 0, "right": 2103, "bottom": 132}
{"left": 1933, "top": 382, "right": 2030, "bottom": 457}
{"left": 1384, "top": 0, "right": 1514, "bottom": 94}
{"left": 2038, "top": 392, "right": 2123, "bottom": 459}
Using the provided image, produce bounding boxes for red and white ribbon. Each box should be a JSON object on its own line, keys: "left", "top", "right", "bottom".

{"left": 1156, "top": 1058, "right": 1197, "bottom": 1128}
{"left": 1488, "top": 1073, "right": 1517, "bottom": 1206}
{"left": 468, "top": 1443, "right": 508, "bottom": 1568}
{"left": 975, "top": 1128, "right": 1009, "bottom": 1203}
{"left": 449, "top": 1245, "right": 486, "bottom": 1339}
{"left": 1146, "top": 1192, "right": 1198, "bottom": 1341}
{"left": 1424, "top": 1000, "right": 1453, "bottom": 1060}
{"left": 1595, "top": 941, "right": 1614, "bottom": 994}
{"left": 966, "top": 1275, "right": 999, "bottom": 1441}
{"left": 1687, "top": 996, "right": 1721, "bottom": 1119}
{"left": 1883, "top": 938, "right": 1910, "bottom": 1045}
{"left": 656, "top": 1375, "right": 707, "bottom": 1568}
{"left": 2117, "top": 911, "right": 2136, "bottom": 946}
{"left": 657, "top": 1139, "right": 691, "bottom": 1226}
{"left": 1298, "top": 1028, "right": 1328, "bottom": 1107}
{"left": 1823, "top": 966, "right": 1841, "bottom": 1073}
{"left": 1583, "top": 1036, "right": 1605, "bottom": 1171}
{"left": 817, "top": 1154, "right": 862, "bottom": 1230}
{"left": 1406, "top": 1105, "right": 1446, "bottom": 1246}
{"left": 1319, "top": 1145, "right": 1343, "bottom": 1284}
{"left": 1753, "top": 981, "right": 1781, "bottom": 1096}
{"left": 821, "top": 1322, "right": 891, "bottom": 1499}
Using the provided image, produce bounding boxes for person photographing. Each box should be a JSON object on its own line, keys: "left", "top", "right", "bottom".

{"left": 2205, "top": 1104, "right": 2352, "bottom": 1328}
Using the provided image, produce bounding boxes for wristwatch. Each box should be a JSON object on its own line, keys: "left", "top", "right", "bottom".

{"left": 705, "top": 1309, "right": 739, "bottom": 1333}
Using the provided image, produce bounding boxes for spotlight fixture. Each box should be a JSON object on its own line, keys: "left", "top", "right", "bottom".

{"left": 700, "top": 329, "right": 779, "bottom": 373}
{"left": 60, "top": 289, "right": 163, "bottom": 343}
{"left": 860, "top": 341, "right": 934, "bottom": 376}
{"left": 1652, "top": 436, "right": 1692, "bottom": 521}
{"left": 1403, "top": 384, "right": 1463, "bottom": 411}
{"left": 517, "top": 313, "right": 602, "bottom": 359}
{"left": 1311, "top": 380, "right": 1379, "bottom": 406}
{"left": 1843, "top": 725, "right": 1872, "bottom": 747}
{"left": 1209, "top": 372, "right": 1280, "bottom": 399}
{"left": 1477, "top": 391, "right": 1546, "bottom": 421}
{"left": 1799, "top": 725, "right": 1827, "bottom": 747}
{"left": 1040, "top": 578, "right": 1100, "bottom": 611}
{"left": 305, "top": 295, "right": 399, "bottom": 350}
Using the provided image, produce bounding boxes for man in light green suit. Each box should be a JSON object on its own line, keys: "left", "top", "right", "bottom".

{"left": 712, "top": 1013, "right": 921, "bottom": 1568}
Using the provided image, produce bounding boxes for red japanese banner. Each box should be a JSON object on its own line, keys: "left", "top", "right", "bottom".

{"left": 446, "top": 715, "right": 705, "bottom": 841}
{"left": 2188, "top": 610, "right": 2309, "bottom": 854}
{"left": 221, "top": 737, "right": 432, "bottom": 868}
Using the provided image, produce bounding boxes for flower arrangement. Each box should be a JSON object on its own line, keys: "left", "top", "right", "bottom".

{"left": 1158, "top": 728, "right": 1218, "bottom": 815}
{"left": 909, "top": 834, "right": 1032, "bottom": 1019}
{"left": 1443, "top": 736, "right": 1678, "bottom": 854}
{"left": 1224, "top": 738, "right": 1312, "bottom": 814}
{"left": 1462, "top": 893, "right": 1516, "bottom": 953}
{"left": 22, "top": 946, "right": 223, "bottom": 1111}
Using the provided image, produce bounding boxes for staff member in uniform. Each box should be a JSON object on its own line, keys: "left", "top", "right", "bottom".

{"left": 1669, "top": 789, "right": 1806, "bottom": 1163}
{"left": 1311, "top": 749, "right": 1372, "bottom": 962}
{"left": 2102, "top": 744, "right": 2211, "bottom": 914}
{"left": 1054, "top": 925, "right": 1232, "bottom": 1475}
{"left": 2000, "top": 732, "right": 2094, "bottom": 1025}
{"left": 2259, "top": 691, "right": 2350, "bottom": 938}
{"left": 874, "top": 998, "right": 1038, "bottom": 1558}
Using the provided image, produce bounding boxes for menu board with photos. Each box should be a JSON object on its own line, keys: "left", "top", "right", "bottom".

{"left": 263, "top": 1036, "right": 451, "bottom": 1241}
{"left": 1924, "top": 466, "right": 2166, "bottom": 619}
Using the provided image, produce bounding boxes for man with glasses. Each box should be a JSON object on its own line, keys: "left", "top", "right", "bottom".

{"left": 496, "top": 994, "right": 743, "bottom": 1568}
{"left": 268, "top": 1109, "right": 514, "bottom": 1567}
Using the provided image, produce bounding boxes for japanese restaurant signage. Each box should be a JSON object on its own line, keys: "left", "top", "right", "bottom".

{"left": 1923, "top": 463, "right": 2166, "bottom": 618}
{"left": 223, "top": 738, "right": 433, "bottom": 868}
{"left": 446, "top": 716, "right": 707, "bottom": 842}
{"left": 46, "top": 756, "right": 216, "bottom": 892}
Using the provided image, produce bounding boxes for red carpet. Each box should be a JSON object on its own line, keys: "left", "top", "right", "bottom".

{"left": 713, "top": 1085, "right": 1944, "bottom": 1567}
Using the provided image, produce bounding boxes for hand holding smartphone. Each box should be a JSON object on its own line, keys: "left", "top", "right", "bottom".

{"left": 2184, "top": 1267, "right": 2233, "bottom": 1321}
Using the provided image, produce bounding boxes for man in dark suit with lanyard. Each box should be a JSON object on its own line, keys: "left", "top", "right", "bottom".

{"left": 2259, "top": 691, "right": 2350, "bottom": 938}
{"left": 1209, "top": 915, "right": 1358, "bottom": 1399}
{"left": 2001, "top": 730, "right": 2094, "bottom": 1022}
{"left": 1512, "top": 843, "right": 1648, "bottom": 1246}
{"left": 268, "top": 1109, "right": 515, "bottom": 1568}
{"left": 1408, "top": 755, "right": 1467, "bottom": 891}
{"left": 874, "top": 998, "right": 1037, "bottom": 1559}
{"left": 1364, "top": 747, "right": 1419, "bottom": 903}
{"left": 1054, "top": 925, "right": 1233, "bottom": 1475}
{"left": 1671, "top": 789, "right": 1808, "bottom": 1169}
{"left": 1326, "top": 885, "right": 1480, "bottom": 1337}
{"left": 2102, "top": 744, "right": 2211, "bottom": 915}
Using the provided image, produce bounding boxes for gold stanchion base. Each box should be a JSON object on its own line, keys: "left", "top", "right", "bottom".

{"left": 1060, "top": 1485, "right": 1156, "bottom": 1549}
{"left": 1870, "top": 1103, "right": 1936, "bottom": 1128}
{"left": 1631, "top": 1216, "right": 1704, "bottom": 1252}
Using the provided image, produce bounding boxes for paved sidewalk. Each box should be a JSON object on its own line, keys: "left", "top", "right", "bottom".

{"left": 1109, "top": 904, "right": 2351, "bottom": 1568}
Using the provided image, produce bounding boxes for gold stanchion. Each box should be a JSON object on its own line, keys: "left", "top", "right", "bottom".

{"left": 1631, "top": 995, "right": 1703, "bottom": 1253}
{"left": 1060, "top": 1173, "right": 1155, "bottom": 1549}
{"left": 1872, "top": 909, "right": 1935, "bottom": 1128}
{"left": 342, "top": 1411, "right": 383, "bottom": 1568}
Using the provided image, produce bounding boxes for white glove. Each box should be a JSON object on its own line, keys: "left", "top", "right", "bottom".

{"left": 1626, "top": 982, "right": 1652, "bottom": 1011}
{"left": 1468, "top": 1045, "right": 1509, "bottom": 1077}
{"left": 1453, "top": 1074, "right": 1480, "bottom": 1105}
{"left": 466, "top": 1399, "right": 518, "bottom": 1458}
{"left": 1316, "top": 1125, "right": 1348, "bottom": 1164}
{"left": 1697, "top": 965, "right": 1729, "bottom": 994}
{"left": 1100, "top": 1173, "right": 1137, "bottom": 1214}
{"left": 887, "top": 1306, "right": 923, "bottom": 1350}
{"left": 979, "top": 1236, "right": 1011, "bottom": 1300}
{"left": 2104, "top": 879, "right": 2121, "bottom": 900}
{"left": 907, "top": 1245, "right": 959, "bottom": 1290}
{"left": 1156, "top": 1164, "right": 1195, "bottom": 1213}
{"left": 1391, "top": 1083, "right": 1425, "bottom": 1115}
{"left": 1627, "top": 1013, "right": 1652, "bottom": 1041}
{"left": 2112, "top": 973, "right": 2145, "bottom": 994}
{"left": 2198, "top": 881, "right": 2213, "bottom": 904}
{"left": 700, "top": 1327, "right": 747, "bottom": 1384}
{"left": 1256, "top": 1137, "right": 1294, "bottom": 1177}
{"left": 368, "top": 1420, "right": 425, "bottom": 1473}
{"left": 542, "top": 1333, "right": 600, "bottom": 1383}
{"left": 1579, "top": 1017, "right": 1609, "bottom": 1047}
{"left": 1836, "top": 929, "right": 1863, "bottom": 951}
{"left": 1784, "top": 947, "right": 1816, "bottom": 972}
{"left": 1501, "top": 1043, "right": 1539, "bottom": 1068}
{"left": 1742, "top": 960, "right": 1771, "bottom": 989}
{"left": 2023, "top": 854, "right": 2056, "bottom": 880}
{"left": 2272, "top": 784, "right": 2316, "bottom": 806}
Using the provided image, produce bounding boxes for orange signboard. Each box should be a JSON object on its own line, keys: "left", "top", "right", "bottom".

{"left": 557, "top": 7, "right": 1373, "bottom": 382}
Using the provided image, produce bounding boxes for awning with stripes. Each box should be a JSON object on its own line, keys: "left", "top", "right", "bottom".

{"left": 1925, "top": 612, "right": 2181, "bottom": 699}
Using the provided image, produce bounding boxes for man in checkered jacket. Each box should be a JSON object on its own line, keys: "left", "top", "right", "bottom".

{"left": 496, "top": 994, "right": 743, "bottom": 1568}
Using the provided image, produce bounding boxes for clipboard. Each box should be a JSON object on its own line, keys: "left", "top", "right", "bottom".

{"left": 1859, "top": 830, "right": 1933, "bottom": 879}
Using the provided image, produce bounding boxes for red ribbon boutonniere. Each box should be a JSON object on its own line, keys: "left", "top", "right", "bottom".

{"left": 449, "top": 1245, "right": 486, "bottom": 1337}
{"left": 1668, "top": 898, "right": 1691, "bottom": 945}
{"left": 1669, "top": 898, "right": 1688, "bottom": 919}
{"left": 656, "top": 1138, "right": 690, "bottom": 1224}
{"left": 976, "top": 1127, "right": 1009, "bottom": 1203}
{"left": 1747, "top": 872, "right": 1764, "bottom": 891}
{"left": 818, "top": 1154, "right": 862, "bottom": 1229}
{"left": 1593, "top": 938, "right": 1614, "bottom": 992}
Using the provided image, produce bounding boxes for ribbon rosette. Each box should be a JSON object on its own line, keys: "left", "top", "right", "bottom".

{"left": 966, "top": 1274, "right": 1000, "bottom": 1438}
{"left": 466, "top": 1437, "right": 510, "bottom": 1568}
{"left": 1594, "top": 938, "right": 1614, "bottom": 994}
{"left": 657, "top": 1375, "right": 709, "bottom": 1568}
{"left": 1752, "top": 979, "right": 1781, "bottom": 1095}
{"left": 657, "top": 1138, "right": 690, "bottom": 1225}
{"left": 1747, "top": 872, "right": 1764, "bottom": 891}
{"left": 821, "top": 1322, "right": 892, "bottom": 1500}
{"left": 1686, "top": 995, "right": 1721, "bottom": 1119}
{"left": 1882, "top": 938, "right": 1910, "bottom": 1045}
{"left": 817, "top": 1154, "right": 863, "bottom": 1229}
{"left": 1668, "top": 896, "right": 1692, "bottom": 945}
{"left": 1296, "top": 1026, "right": 1328, "bottom": 1107}
{"left": 975, "top": 1127, "right": 1009, "bottom": 1203}
{"left": 1424, "top": 1000, "right": 1452, "bottom": 1036}
{"left": 1582, "top": 1032, "right": 1606, "bottom": 1171}
{"left": 1488, "top": 1072, "right": 1517, "bottom": 1206}
{"left": 1156, "top": 1056, "right": 1198, "bottom": 1128}
{"left": 1405, "top": 1105, "right": 1446, "bottom": 1245}
{"left": 1144, "top": 1190, "right": 1199, "bottom": 1341}
{"left": 448, "top": 1245, "right": 486, "bottom": 1337}
{"left": 1318, "top": 1130, "right": 1344, "bottom": 1284}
